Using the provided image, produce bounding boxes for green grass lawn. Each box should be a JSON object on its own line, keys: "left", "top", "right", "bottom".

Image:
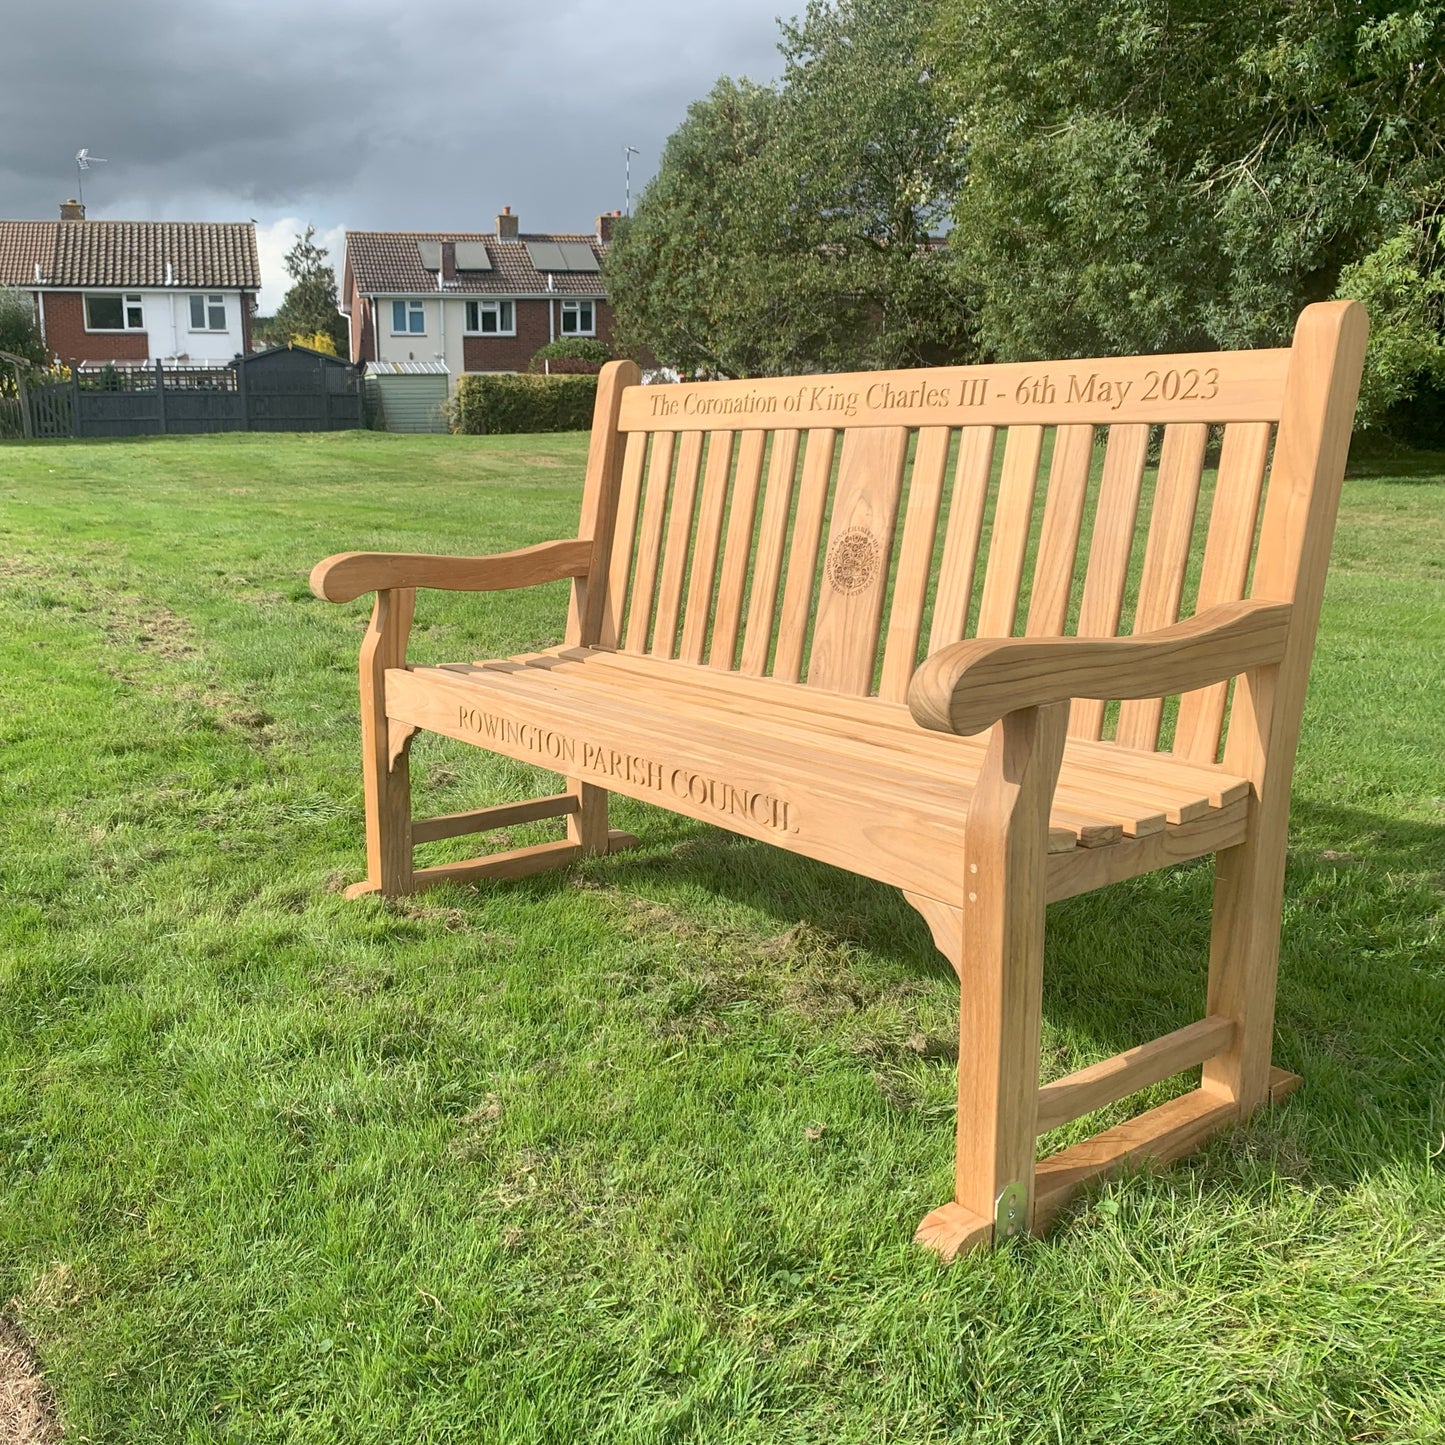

{"left": 1, "top": 430, "right": 1443, "bottom": 1444}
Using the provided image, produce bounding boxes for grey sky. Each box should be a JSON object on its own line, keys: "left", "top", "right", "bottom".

{"left": 0, "top": 0, "right": 790, "bottom": 310}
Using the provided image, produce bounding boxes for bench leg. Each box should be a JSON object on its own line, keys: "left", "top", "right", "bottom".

{"left": 1200, "top": 832, "right": 1300, "bottom": 1112}
{"left": 351, "top": 587, "right": 415, "bottom": 900}
{"left": 567, "top": 779, "right": 638, "bottom": 858}
{"left": 346, "top": 617, "right": 637, "bottom": 898}
{"left": 915, "top": 703, "right": 1067, "bottom": 1261}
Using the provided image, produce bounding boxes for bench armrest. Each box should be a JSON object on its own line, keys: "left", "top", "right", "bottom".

{"left": 310, "top": 538, "right": 593, "bottom": 603}
{"left": 908, "top": 601, "right": 1292, "bottom": 737}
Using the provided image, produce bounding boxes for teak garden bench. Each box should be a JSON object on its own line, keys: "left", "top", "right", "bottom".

{"left": 311, "top": 301, "right": 1368, "bottom": 1256}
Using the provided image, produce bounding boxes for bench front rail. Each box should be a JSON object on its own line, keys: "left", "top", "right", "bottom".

{"left": 312, "top": 301, "right": 1368, "bottom": 1256}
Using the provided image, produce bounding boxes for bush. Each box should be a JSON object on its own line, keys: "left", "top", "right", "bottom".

{"left": 452, "top": 373, "right": 599, "bottom": 435}
{"left": 529, "top": 338, "right": 612, "bottom": 374}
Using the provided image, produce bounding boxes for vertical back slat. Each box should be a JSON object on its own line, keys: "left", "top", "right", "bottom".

{"left": 807, "top": 426, "right": 910, "bottom": 695}
{"left": 650, "top": 430, "right": 704, "bottom": 658}
{"left": 622, "top": 431, "right": 676, "bottom": 653}
{"left": 708, "top": 430, "right": 767, "bottom": 668}
{"left": 772, "top": 429, "right": 837, "bottom": 683}
{"left": 1115, "top": 422, "right": 1210, "bottom": 750}
{"left": 976, "top": 424, "right": 1045, "bottom": 637}
{"left": 1068, "top": 423, "right": 1150, "bottom": 739}
{"left": 1174, "top": 421, "right": 1273, "bottom": 762}
{"left": 678, "top": 432, "right": 737, "bottom": 664}
{"left": 928, "top": 426, "right": 995, "bottom": 652}
{"left": 1025, "top": 424, "right": 1094, "bottom": 636}
{"left": 879, "top": 426, "right": 950, "bottom": 701}
{"left": 598, "top": 430, "right": 650, "bottom": 649}
{"left": 739, "top": 430, "right": 801, "bottom": 675}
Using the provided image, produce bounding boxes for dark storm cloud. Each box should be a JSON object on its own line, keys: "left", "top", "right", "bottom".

{"left": 0, "top": 0, "right": 787, "bottom": 230}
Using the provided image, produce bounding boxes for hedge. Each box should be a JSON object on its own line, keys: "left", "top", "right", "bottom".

{"left": 452, "top": 373, "right": 599, "bottom": 434}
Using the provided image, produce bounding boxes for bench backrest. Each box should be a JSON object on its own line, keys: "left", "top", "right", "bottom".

{"left": 572, "top": 302, "right": 1367, "bottom": 769}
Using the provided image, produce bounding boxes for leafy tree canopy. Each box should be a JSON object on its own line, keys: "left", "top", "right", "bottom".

{"left": 928, "top": 0, "right": 1445, "bottom": 420}
{"left": 606, "top": 0, "right": 972, "bottom": 377}
{"left": 0, "top": 286, "right": 46, "bottom": 369}
{"left": 272, "top": 227, "right": 348, "bottom": 356}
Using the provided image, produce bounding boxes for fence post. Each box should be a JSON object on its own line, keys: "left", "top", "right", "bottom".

{"left": 236, "top": 355, "right": 249, "bottom": 431}
{"left": 70, "top": 363, "right": 80, "bottom": 439}
{"left": 155, "top": 358, "right": 168, "bottom": 434}
{"left": 16, "top": 365, "right": 33, "bottom": 440}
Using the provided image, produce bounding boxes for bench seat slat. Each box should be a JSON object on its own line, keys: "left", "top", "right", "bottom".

{"left": 415, "top": 648, "right": 1249, "bottom": 871}
{"left": 531, "top": 647, "right": 1250, "bottom": 808}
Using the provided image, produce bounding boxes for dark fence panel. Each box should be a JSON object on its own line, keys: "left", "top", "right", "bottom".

{"left": 24, "top": 354, "right": 364, "bottom": 439}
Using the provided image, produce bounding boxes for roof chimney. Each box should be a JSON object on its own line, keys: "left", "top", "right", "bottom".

{"left": 496, "top": 205, "right": 518, "bottom": 240}
{"left": 595, "top": 209, "right": 623, "bottom": 245}
{"left": 59, "top": 198, "right": 86, "bottom": 221}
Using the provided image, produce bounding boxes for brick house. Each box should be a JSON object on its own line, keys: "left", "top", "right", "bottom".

{"left": 0, "top": 202, "right": 260, "bottom": 366}
{"left": 341, "top": 208, "right": 619, "bottom": 383}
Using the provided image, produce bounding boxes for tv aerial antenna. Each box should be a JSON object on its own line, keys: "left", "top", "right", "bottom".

{"left": 624, "top": 146, "right": 640, "bottom": 217}
{"left": 75, "top": 149, "right": 107, "bottom": 207}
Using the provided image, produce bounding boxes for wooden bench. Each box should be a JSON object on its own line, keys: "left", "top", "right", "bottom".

{"left": 311, "top": 301, "right": 1368, "bottom": 1256}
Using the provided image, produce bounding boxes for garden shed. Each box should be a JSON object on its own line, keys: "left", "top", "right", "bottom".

{"left": 365, "top": 360, "right": 451, "bottom": 434}
{"left": 241, "top": 346, "right": 364, "bottom": 432}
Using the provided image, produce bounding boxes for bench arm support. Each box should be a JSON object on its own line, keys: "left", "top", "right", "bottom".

{"left": 909, "top": 600, "right": 1292, "bottom": 737}
{"left": 310, "top": 538, "right": 593, "bottom": 604}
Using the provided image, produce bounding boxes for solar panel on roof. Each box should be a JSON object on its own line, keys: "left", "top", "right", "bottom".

{"left": 523, "top": 240, "right": 600, "bottom": 273}
{"left": 452, "top": 241, "right": 492, "bottom": 271}
{"left": 556, "top": 242, "right": 600, "bottom": 272}
{"left": 524, "top": 241, "right": 566, "bottom": 272}
{"left": 416, "top": 241, "right": 441, "bottom": 271}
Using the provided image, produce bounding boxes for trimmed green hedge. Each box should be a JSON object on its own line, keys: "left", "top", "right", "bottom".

{"left": 452, "top": 373, "right": 599, "bottom": 434}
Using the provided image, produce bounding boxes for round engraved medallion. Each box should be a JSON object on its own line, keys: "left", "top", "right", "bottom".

{"left": 826, "top": 527, "right": 881, "bottom": 594}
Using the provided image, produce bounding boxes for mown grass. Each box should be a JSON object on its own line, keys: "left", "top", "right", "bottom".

{"left": 1, "top": 430, "right": 1442, "bottom": 1444}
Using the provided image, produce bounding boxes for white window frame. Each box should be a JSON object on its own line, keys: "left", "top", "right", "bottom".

{"left": 391, "top": 299, "right": 426, "bottom": 335}
{"left": 84, "top": 293, "right": 145, "bottom": 332}
{"left": 189, "top": 293, "right": 227, "bottom": 332}
{"left": 463, "top": 300, "right": 515, "bottom": 336}
{"left": 560, "top": 299, "right": 595, "bottom": 337}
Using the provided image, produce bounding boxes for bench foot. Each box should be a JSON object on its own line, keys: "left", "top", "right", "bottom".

{"left": 914, "top": 1201, "right": 994, "bottom": 1261}
{"left": 918, "top": 1064, "right": 1302, "bottom": 1259}
{"left": 345, "top": 828, "right": 636, "bottom": 900}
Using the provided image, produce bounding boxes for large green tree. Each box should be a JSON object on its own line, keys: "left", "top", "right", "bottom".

{"left": 929, "top": 0, "right": 1445, "bottom": 420}
{"left": 271, "top": 227, "right": 348, "bottom": 355}
{"left": 607, "top": 0, "right": 971, "bottom": 377}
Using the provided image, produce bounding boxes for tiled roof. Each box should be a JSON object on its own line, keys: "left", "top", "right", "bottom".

{"left": 0, "top": 222, "right": 57, "bottom": 288}
{"left": 0, "top": 220, "right": 260, "bottom": 289}
{"left": 346, "top": 231, "right": 608, "bottom": 298}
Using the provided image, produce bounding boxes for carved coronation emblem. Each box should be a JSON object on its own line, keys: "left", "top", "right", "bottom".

{"left": 826, "top": 527, "right": 881, "bottom": 594}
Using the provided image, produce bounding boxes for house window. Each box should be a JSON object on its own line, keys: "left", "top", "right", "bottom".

{"left": 85, "top": 293, "right": 144, "bottom": 331}
{"left": 560, "top": 299, "right": 595, "bottom": 336}
{"left": 464, "top": 300, "right": 515, "bottom": 335}
{"left": 391, "top": 300, "right": 425, "bottom": 334}
{"left": 189, "top": 294, "right": 227, "bottom": 331}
